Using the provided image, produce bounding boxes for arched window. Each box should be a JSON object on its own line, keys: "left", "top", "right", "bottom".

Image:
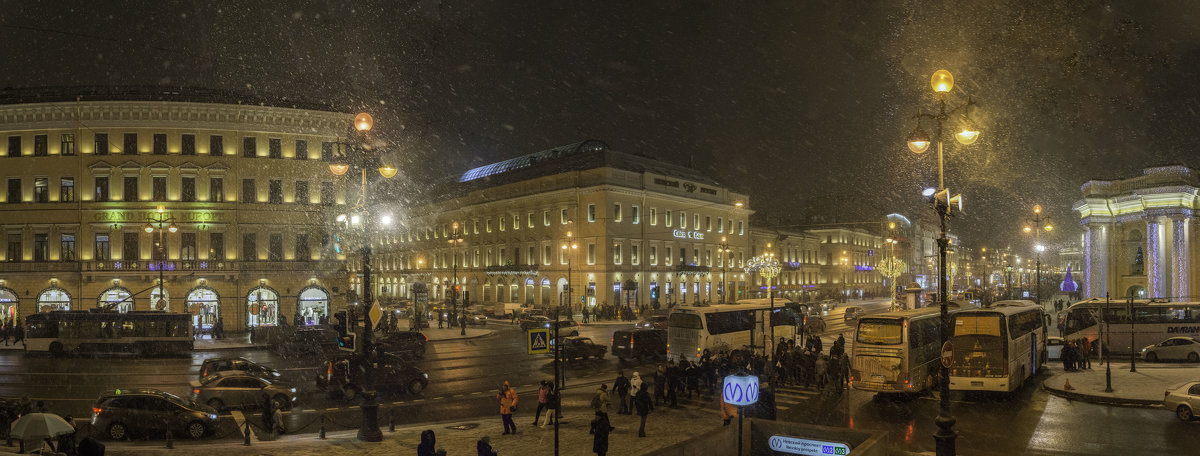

{"left": 483, "top": 280, "right": 493, "bottom": 302}
{"left": 150, "top": 286, "right": 170, "bottom": 311}
{"left": 297, "top": 286, "right": 330, "bottom": 325}
{"left": 1126, "top": 285, "right": 1147, "bottom": 299}
{"left": 0, "top": 287, "right": 17, "bottom": 319}
{"left": 98, "top": 286, "right": 133, "bottom": 313}
{"left": 247, "top": 286, "right": 280, "bottom": 327}
{"left": 1126, "top": 230, "right": 1145, "bottom": 275}
{"left": 187, "top": 286, "right": 220, "bottom": 329}
{"left": 37, "top": 287, "right": 70, "bottom": 313}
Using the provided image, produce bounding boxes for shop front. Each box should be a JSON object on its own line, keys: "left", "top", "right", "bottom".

{"left": 297, "top": 286, "right": 330, "bottom": 325}
{"left": 247, "top": 286, "right": 279, "bottom": 327}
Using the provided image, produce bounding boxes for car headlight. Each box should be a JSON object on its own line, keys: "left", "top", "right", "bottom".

{"left": 423, "top": 373, "right": 429, "bottom": 379}
{"left": 209, "top": 414, "right": 218, "bottom": 420}
{"left": 289, "top": 387, "right": 297, "bottom": 393}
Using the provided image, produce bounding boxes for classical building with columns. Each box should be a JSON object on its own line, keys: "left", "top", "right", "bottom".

{"left": 0, "top": 87, "right": 355, "bottom": 330}
{"left": 1073, "top": 165, "right": 1197, "bottom": 300}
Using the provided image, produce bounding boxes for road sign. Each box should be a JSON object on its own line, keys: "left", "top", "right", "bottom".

{"left": 368, "top": 299, "right": 383, "bottom": 327}
{"left": 768, "top": 435, "right": 851, "bottom": 455}
{"left": 527, "top": 329, "right": 550, "bottom": 354}
{"left": 941, "top": 341, "right": 954, "bottom": 368}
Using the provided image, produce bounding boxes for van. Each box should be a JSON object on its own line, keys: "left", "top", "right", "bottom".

{"left": 611, "top": 328, "right": 667, "bottom": 363}
{"left": 843, "top": 306, "right": 864, "bottom": 323}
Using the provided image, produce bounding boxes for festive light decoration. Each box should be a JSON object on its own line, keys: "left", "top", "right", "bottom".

{"left": 877, "top": 257, "right": 908, "bottom": 308}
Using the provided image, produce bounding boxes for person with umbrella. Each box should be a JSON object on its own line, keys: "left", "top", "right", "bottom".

{"left": 9, "top": 412, "right": 75, "bottom": 453}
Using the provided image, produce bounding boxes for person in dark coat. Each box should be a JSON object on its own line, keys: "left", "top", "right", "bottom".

{"left": 635, "top": 383, "right": 653, "bottom": 437}
{"left": 613, "top": 371, "right": 631, "bottom": 415}
{"left": 476, "top": 436, "right": 498, "bottom": 456}
{"left": 745, "top": 383, "right": 776, "bottom": 420}
{"left": 590, "top": 411, "right": 614, "bottom": 456}
{"left": 260, "top": 393, "right": 275, "bottom": 436}
{"left": 653, "top": 364, "right": 666, "bottom": 405}
{"left": 417, "top": 429, "right": 436, "bottom": 456}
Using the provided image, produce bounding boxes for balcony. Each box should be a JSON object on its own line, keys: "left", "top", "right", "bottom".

{"left": 0, "top": 261, "right": 85, "bottom": 273}
{"left": 88, "top": 259, "right": 236, "bottom": 272}
{"left": 675, "top": 264, "right": 711, "bottom": 276}
{"left": 485, "top": 264, "right": 540, "bottom": 276}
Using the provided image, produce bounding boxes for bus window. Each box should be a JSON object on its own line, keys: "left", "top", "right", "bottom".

{"left": 27, "top": 319, "right": 57, "bottom": 338}
{"left": 669, "top": 313, "right": 702, "bottom": 329}
{"left": 857, "top": 319, "right": 902, "bottom": 345}
{"left": 706, "top": 310, "right": 755, "bottom": 335}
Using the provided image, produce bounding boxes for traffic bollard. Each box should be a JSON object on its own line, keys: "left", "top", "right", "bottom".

{"left": 243, "top": 422, "right": 251, "bottom": 446}
{"left": 389, "top": 408, "right": 396, "bottom": 432}
{"left": 318, "top": 414, "right": 326, "bottom": 440}
{"left": 166, "top": 428, "right": 174, "bottom": 449}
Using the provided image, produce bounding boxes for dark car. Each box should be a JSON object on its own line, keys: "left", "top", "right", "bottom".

{"left": 557, "top": 336, "right": 607, "bottom": 360}
{"left": 375, "top": 331, "right": 428, "bottom": 359}
{"left": 91, "top": 388, "right": 218, "bottom": 440}
{"left": 635, "top": 315, "right": 669, "bottom": 330}
{"left": 843, "top": 306, "right": 864, "bottom": 323}
{"left": 189, "top": 371, "right": 297, "bottom": 412}
{"left": 199, "top": 357, "right": 281, "bottom": 380}
{"left": 519, "top": 316, "right": 551, "bottom": 330}
{"left": 318, "top": 353, "right": 430, "bottom": 400}
{"left": 611, "top": 328, "right": 668, "bottom": 363}
{"left": 274, "top": 327, "right": 340, "bottom": 358}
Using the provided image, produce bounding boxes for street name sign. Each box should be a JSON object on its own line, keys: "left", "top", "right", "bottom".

{"left": 768, "top": 435, "right": 851, "bottom": 455}
{"left": 527, "top": 328, "right": 550, "bottom": 354}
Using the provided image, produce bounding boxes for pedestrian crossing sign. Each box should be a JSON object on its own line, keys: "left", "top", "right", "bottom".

{"left": 527, "top": 328, "right": 550, "bottom": 354}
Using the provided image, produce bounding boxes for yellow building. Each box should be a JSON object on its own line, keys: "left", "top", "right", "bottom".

{"left": 0, "top": 89, "right": 354, "bottom": 331}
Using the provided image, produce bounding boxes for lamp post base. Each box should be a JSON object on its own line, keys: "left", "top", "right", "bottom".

{"left": 357, "top": 393, "right": 383, "bottom": 442}
{"left": 934, "top": 414, "right": 956, "bottom": 456}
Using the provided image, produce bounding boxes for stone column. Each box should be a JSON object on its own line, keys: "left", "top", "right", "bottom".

{"left": 1147, "top": 218, "right": 1164, "bottom": 298}
{"left": 1082, "top": 226, "right": 1093, "bottom": 297}
{"left": 1174, "top": 217, "right": 1190, "bottom": 300}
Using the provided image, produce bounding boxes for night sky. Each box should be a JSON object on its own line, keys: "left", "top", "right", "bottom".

{"left": 3, "top": 1, "right": 1199, "bottom": 254}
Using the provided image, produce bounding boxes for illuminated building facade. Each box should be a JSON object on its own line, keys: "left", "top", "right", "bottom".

{"left": 0, "top": 89, "right": 352, "bottom": 330}
{"left": 1074, "top": 165, "right": 1198, "bottom": 300}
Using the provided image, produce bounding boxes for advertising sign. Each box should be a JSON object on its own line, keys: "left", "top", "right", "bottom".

{"left": 768, "top": 435, "right": 851, "bottom": 455}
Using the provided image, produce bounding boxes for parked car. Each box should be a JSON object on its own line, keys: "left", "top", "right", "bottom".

{"left": 1047, "top": 336, "right": 1066, "bottom": 361}
{"left": 375, "top": 331, "right": 428, "bottom": 359}
{"left": 91, "top": 388, "right": 218, "bottom": 440}
{"left": 1164, "top": 381, "right": 1200, "bottom": 421}
{"left": 843, "top": 306, "right": 863, "bottom": 323}
{"left": 611, "top": 328, "right": 668, "bottom": 363}
{"left": 199, "top": 357, "right": 280, "bottom": 380}
{"left": 546, "top": 319, "right": 581, "bottom": 336}
{"left": 465, "top": 312, "right": 489, "bottom": 326}
{"left": 556, "top": 336, "right": 607, "bottom": 360}
{"left": 317, "top": 353, "right": 430, "bottom": 400}
{"left": 1142, "top": 336, "right": 1200, "bottom": 362}
{"left": 274, "top": 327, "right": 340, "bottom": 358}
{"left": 190, "top": 371, "right": 297, "bottom": 412}
{"left": 635, "top": 315, "right": 669, "bottom": 330}
{"left": 519, "top": 316, "right": 551, "bottom": 330}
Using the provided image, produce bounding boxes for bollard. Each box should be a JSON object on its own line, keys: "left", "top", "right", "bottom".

{"left": 318, "top": 414, "right": 326, "bottom": 440}
{"left": 243, "top": 422, "right": 251, "bottom": 446}
{"left": 166, "top": 428, "right": 174, "bottom": 449}
{"left": 389, "top": 408, "right": 396, "bottom": 432}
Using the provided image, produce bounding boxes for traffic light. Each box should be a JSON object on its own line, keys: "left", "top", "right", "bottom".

{"left": 333, "top": 233, "right": 343, "bottom": 254}
{"left": 336, "top": 334, "right": 356, "bottom": 352}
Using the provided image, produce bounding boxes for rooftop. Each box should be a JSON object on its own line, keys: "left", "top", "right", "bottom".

{"left": 0, "top": 86, "right": 343, "bottom": 112}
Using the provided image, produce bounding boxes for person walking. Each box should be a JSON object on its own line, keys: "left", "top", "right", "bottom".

{"left": 497, "top": 381, "right": 519, "bottom": 435}
{"left": 666, "top": 361, "right": 680, "bottom": 408}
{"left": 634, "top": 382, "right": 653, "bottom": 437}
{"left": 214, "top": 316, "right": 225, "bottom": 340}
{"left": 1080, "top": 338, "right": 1092, "bottom": 369}
{"left": 629, "top": 371, "right": 642, "bottom": 408}
{"left": 590, "top": 411, "right": 614, "bottom": 456}
{"left": 542, "top": 384, "right": 559, "bottom": 426}
{"left": 814, "top": 353, "right": 828, "bottom": 390}
{"left": 614, "top": 371, "right": 631, "bottom": 415}
{"left": 418, "top": 429, "right": 437, "bottom": 456}
{"left": 653, "top": 364, "right": 666, "bottom": 405}
{"left": 590, "top": 384, "right": 610, "bottom": 415}
{"left": 532, "top": 381, "right": 549, "bottom": 426}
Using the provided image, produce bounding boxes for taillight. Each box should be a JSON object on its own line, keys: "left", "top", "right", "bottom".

{"left": 92, "top": 407, "right": 103, "bottom": 415}
{"left": 192, "top": 389, "right": 201, "bottom": 395}
{"left": 423, "top": 333, "right": 428, "bottom": 342}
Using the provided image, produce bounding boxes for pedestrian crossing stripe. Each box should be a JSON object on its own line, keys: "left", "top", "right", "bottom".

{"left": 527, "top": 328, "right": 550, "bottom": 354}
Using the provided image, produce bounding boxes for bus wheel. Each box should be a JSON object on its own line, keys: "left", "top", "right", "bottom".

{"left": 1189, "top": 352, "right": 1199, "bottom": 363}
{"left": 49, "top": 342, "right": 65, "bottom": 357}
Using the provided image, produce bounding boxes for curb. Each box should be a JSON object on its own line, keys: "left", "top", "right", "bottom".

{"left": 1040, "top": 380, "right": 1163, "bottom": 408}
{"left": 428, "top": 329, "right": 497, "bottom": 343}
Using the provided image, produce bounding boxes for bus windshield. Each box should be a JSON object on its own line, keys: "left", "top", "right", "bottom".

{"left": 669, "top": 313, "right": 702, "bottom": 329}
{"left": 856, "top": 319, "right": 903, "bottom": 345}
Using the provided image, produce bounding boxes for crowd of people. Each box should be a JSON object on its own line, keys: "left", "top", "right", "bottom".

{"left": 1060, "top": 337, "right": 1093, "bottom": 371}
{"left": 0, "top": 318, "right": 24, "bottom": 346}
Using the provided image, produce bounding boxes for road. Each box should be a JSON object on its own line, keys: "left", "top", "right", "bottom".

{"left": 4, "top": 302, "right": 1199, "bottom": 454}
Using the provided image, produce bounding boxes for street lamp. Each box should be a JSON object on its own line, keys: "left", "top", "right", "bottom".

{"left": 448, "top": 222, "right": 464, "bottom": 332}
{"left": 840, "top": 253, "right": 849, "bottom": 303}
{"left": 747, "top": 247, "right": 780, "bottom": 357}
{"left": 906, "top": 68, "right": 980, "bottom": 456}
{"left": 327, "top": 112, "right": 396, "bottom": 443}
{"left": 555, "top": 230, "right": 577, "bottom": 456}
{"left": 144, "top": 205, "right": 178, "bottom": 312}
{"left": 1023, "top": 205, "right": 1053, "bottom": 309}
{"left": 717, "top": 236, "right": 731, "bottom": 303}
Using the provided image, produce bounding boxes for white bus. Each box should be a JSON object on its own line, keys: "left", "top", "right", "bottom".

{"left": 667, "top": 300, "right": 799, "bottom": 362}
{"left": 25, "top": 310, "right": 193, "bottom": 356}
{"left": 1061, "top": 298, "right": 1200, "bottom": 355}
{"left": 851, "top": 305, "right": 962, "bottom": 394}
{"left": 948, "top": 300, "right": 1047, "bottom": 392}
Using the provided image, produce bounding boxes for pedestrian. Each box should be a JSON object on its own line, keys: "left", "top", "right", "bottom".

{"left": 214, "top": 316, "right": 225, "bottom": 340}
{"left": 614, "top": 371, "right": 631, "bottom": 415}
{"left": 261, "top": 394, "right": 275, "bottom": 436}
{"left": 745, "top": 382, "right": 777, "bottom": 420}
{"left": 460, "top": 312, "right": 468, "bottom": 335}
{"left": 590, "top": 411, "right": 614, "bottom": 456}
{"left": 543, "top": 384, "right": 559, "bottom": 426}
{"left": 590, "top": 383, "right": 610, "bottom": 416}
{"left": 418, "top": 429, "right": 437, "bottom": 456}
{"left": 1080, "top": 338, "right": 1092, "bottom": 369}
{"left": 666, "top": 361, "right": 680, "bottom": 408}
{"left": 477, "top": 436, "right": 498, "bottom": 456}
{"left": 720, "top": 390, "right": 737, "bottom": 426}
{"left": 634, "top": 382, "right": 653, "bottom": 437}
{"left": 438, "top": 311, "right": 444, "bottom": 329}
{"left": 532, "top": 381, "right": 549, "bottom": 425}
{"left": 497, "top": 381, "right": 518, "bottom": 435}
{"left": 629, "top": 371, "right": 643, "bottom": 403}
{"left": 582, "top": 306, "right": 589, "bottom": 324}
{"left": 272, "top": 402, "right": 286, "bottom": 434}
{"left": 56, "top": 414, "right": 77, "bottom": 456}
{"left": 653, "top": 364, "right": 666, "bottom": 405}
{"left": 814, "top": 353, "right": 828, "bottom": 390}
{"left": 0, "top": 322, "right": 9, "bottom": 346}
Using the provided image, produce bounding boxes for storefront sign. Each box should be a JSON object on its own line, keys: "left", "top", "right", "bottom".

{"left": 767, "top": 435, "right": 851, "bottom": 456}
{"left": 854, "top": 265, "right": 874, "bottom": 272}
{"left": 673, "top": 230, "right": 705, "bottom": 240}
{"left": 94, "top": 210, "right": 225, "bottom": 223}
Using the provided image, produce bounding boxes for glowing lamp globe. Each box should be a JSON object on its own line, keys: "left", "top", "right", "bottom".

{"left": 329, "top": 162, "right": 350, "bottom": 176}
{"left": 955, "top": 116, "right": 980, "bottom": 145}
{"left": 378, "top": 165, "right": 398, "bottom": 179}
{"left": 723, "top": 374, "right": 759, "bottom": 406}
{"left": 907, "top": 127, "right": 931, "bottom": 154}
{"left": 931, "top": 69, "right": 954, "bottom": 93}
{"left": 354, "top": 113, "right": 374, "bottom": 132}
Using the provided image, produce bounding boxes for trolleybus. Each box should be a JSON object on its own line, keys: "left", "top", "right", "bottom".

{"left": 24, "top": 310, "right": 193, "bottom": 356}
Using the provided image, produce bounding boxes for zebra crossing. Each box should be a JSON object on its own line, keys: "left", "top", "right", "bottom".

{"left": 773, "top": 384, "right": 824, "bottom": 410}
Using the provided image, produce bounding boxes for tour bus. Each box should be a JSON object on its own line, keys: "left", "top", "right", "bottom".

{"left": 1061, "top": 298, "right": 1200, "bottom": 355}
{"left": 851, "top": 304, "right": 962, "bottom": 394}
{"left": 948, "top": 300, "right": 1047, "bottom": 392}
{"left": 24, "top": 310, "right": 193, "bottom": 356}
{"left": 667, "top": 299, "right": 798, "bottom": 363}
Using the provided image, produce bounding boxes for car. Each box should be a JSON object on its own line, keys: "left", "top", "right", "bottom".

{"left": 557, "top": 336, "right": 607, "bottom": 360}
{"left": 465, "top": 312, "right": 489, "bottom": 326}
{"left": 1165, "top": 381, "right": 1200, "bottom": 421}
{"left": 635, "top": 315, "right": 669, "bottom": 330}
{"left": 843, "top": 306, "right": 863, "bottom": 323}
{"left": 611, "top": 328, "right": 668, "bottom": 363}
{"left": 199, "top": 357, "right": 280, "bottom": 380}
{"left": 1141, "top": 336, "right": 1200, "bottom": 362}
{"left": 544, "top": 319, "right": 581, "bottom": 336}
{"left": 1047, "top": 336, "right": 1066, "bottom": 361}
{"left": 820, "top": 300, "right": 838, "bottom": 313}
{"left": 274, "top": 327, "right": 341, "bottom": 358}
{"left": 519, "top": 315, "right": 551, "bottom": 330}
{"left": 318, "top": 353, "right": 430, "bottom": 400}
{"left": 375, "top": 331, "right": 428, "bottom": 359}
{"left": 189, "top": 371, "right": 297, "bottom": 412}
{"left": 91, "top": 388, "right": 218, "bottom": 440}
{"left": 804, "top": 314, "right": 826, "bottom": 334}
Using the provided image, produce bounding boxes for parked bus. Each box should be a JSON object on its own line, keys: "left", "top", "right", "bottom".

{"left": 851, "top": 304, "right": 962, "bottom": 394}
{"left": 948, "top": 300, "right": 1047, "bottom": 392}
{"left": 1061, "top": 298, "right": 1200, "bottom": 355}
{"left": 24, "top": 310, "right": 193, "bottom": 356}
{"left": 667, "top": 300, "right": 798, "bottom": 362}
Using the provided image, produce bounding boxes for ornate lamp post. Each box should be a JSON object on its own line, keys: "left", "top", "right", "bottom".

{"left": 448, "top": 222, "right": 464, "bottom": 331}
{"left": 747, "top": 247, "right": 780, "bottom": 356}
{"left": 1023, "top": 205, "right": 1054, "bottom": 308}
{"left": 327, "top": 112, "right": 397, "bottom": 442}
{"left": 906, "top": 69, "right": 981, "bottom": 456}
{"left": 144, "top": 205, "right": 178, "bottom": 312}
{"left": 717, "top": 236, "right": 731, "bottom": 304}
